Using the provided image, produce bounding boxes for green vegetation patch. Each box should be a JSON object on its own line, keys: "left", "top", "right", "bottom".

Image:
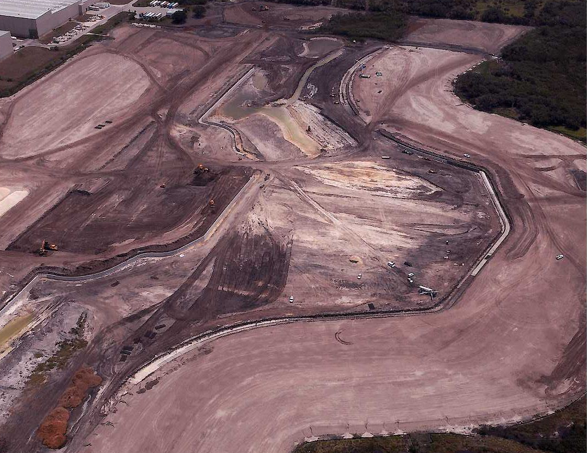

{"left": 27, "top": 314, "right": 89, "bottom": 386}
{"left": 455, "top": 3, "right": 586, "bottom": 140}
{"left": 320, "top": 12, "right": 407, "bottom": 41}
{"left": 0, "top": 12, "right": 133, "bottom": 98}
{"left": 477, "top": 396, "right": 586, "bottom": 453}
{"left": 270, "top": 0, "right": 585, "bottom": 25}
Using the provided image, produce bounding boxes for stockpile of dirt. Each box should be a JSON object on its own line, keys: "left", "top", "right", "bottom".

{"left": 59, "top": 367, "right": 103, "bottom": 408}
{"left": 37, "top": 366, "right": 102, "bottom": 449}
{"left": 37, "top": 407, "right": 70, "bottom": 449}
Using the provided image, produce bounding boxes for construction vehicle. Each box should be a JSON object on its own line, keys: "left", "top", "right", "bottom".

{"left": 418, "top": 286, "right": 437, "bottom": 298}
{"left": 556, "top": 254, "right": 564, "bottom": 260}
{"left": 289, "top": 296, "right": 294, "bottom": 303}
{"left": 428, "top": 169, "right": 437, "bottom": 174}
{"left": 37, "top": 240, "right": 58, "bottom": 256}
{"left": 387, "top": 261, "right": 395, "bottom": 268}
{"left": 195, "top": 163, "right": 210, "bottom": 173}
{"left": 259, "top": 4, "right": 269, "bottom": 11}
{"left": 307, "top": 125, "right": 311, "bottom": 132}
{"left": 208, "top": 199, "right": 216, "bottom": 212}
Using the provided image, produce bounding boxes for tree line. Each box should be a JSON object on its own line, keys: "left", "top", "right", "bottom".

{"left": 455, "top": 2, "right": 585, "bottom": 137}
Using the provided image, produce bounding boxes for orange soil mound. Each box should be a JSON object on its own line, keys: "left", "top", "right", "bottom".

{"left": 59, "top": 366, "right": 103, "bottom": 408}
{"left": 38, "top": 366, "right": 102, "bottom": 449}
{"left": 38, "top": 407, "right": 70, "bottom": 449}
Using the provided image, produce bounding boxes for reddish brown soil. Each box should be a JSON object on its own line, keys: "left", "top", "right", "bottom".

{"left": 59, "top": 367, "right": 103, "bottom": 408}
{"left": 38, "top": 366, "right": 101, "bottom": 449}
{"left": 37, "top": 407, "right": 70, "bottom": 449}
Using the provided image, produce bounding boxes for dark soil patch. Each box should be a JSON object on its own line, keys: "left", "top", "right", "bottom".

{"left": 8, "top": 165, "right": 249, "bottom": 255}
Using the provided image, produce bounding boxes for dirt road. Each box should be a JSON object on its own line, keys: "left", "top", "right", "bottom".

{"left": 81, "top": 45, "right": 585, "bottom": 453}
{"left": 0, "top": 12, "right": 583, "bottom": 453}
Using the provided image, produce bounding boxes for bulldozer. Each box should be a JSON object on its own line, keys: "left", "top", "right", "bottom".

{"left": 37, "top": 240, "right": 58, "bottom": 256}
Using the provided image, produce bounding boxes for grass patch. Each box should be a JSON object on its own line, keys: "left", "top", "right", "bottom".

{"left": 0, "top": 12, "right": 132, "bottom": 98}
{"left": 319, "top": 12, "right": 407, "bottom": 42}
{"left": 549, "top": 126, "right": 586, "bottom": 141}
{"left": 293, "top": 397, "right": 586, "bottom": 453}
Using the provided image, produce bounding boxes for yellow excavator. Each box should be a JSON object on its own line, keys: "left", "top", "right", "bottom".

{"left": 195, "top": 164, "right": 210, "bottom": 173}
{"left": 38, "top": 240, "right": 58, "bottom": 256}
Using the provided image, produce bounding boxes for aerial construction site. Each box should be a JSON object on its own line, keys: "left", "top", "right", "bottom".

{"left": 0, "top": 2, "right": 584, "bottom": 452}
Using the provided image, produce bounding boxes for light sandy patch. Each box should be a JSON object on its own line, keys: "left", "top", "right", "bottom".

{"left": 236, "top": 114, "right": 305, "bottom": 161}
{"left": 354, "top": 46, "right": 481, "bottom": 127}
{"left": 299, "top": 37, "right": 342, "bottom": 58}
{"left": 259, "top": 107, "right": 321, "bottom": 157}
{"left": 0, "top": 189, "right": 28, "bottom": 218}
{"left": 289, "top": 101, "right": 356, "bottom": 150}
{"left": 0, "top": 53, "right": 152, "bottom": 159}
{"left": 405, "top": 18, "right": 528, "bottom": 54}
{"left": 296, "top": 162, "right": 439, "bottom": 197}
{"left": 137, "top": 37, "right": 207, "bottom": 83}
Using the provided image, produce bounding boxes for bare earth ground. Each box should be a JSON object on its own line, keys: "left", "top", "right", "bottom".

{"left": 0, "top": 7, "right": 583, "bottom": 453}
{"left": 404, "top": 18, "right": 529, "bottom": 54}
{"left": 83, "top": 23, "right": 584, "bottom": 453}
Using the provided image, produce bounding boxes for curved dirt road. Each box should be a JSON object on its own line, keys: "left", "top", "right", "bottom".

{"left": 81, "top": 47, "right": 586, "bottom": 453}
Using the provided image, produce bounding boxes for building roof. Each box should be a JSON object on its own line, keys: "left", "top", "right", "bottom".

{"left": 0, "top": 30, "right": 11, "bottom": 37}
{"left": 0, "top": 0, "right": 80, "bottom": 20}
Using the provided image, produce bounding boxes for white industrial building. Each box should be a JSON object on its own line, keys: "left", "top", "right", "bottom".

{"left": 0, "top": 30, "right": 11, "bottom": 60}
{"left": 0, "top": 0, "right": 97, "bottom": 38}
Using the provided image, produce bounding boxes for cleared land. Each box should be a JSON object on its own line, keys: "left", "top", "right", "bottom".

{"left": 404, "top": 18, "right": 528, "bottom": 54}
{"left": 81, "top": 21, "right": 584, "bottom": 453}
{"left": 0, "top": 6, "right": 583, "bottom": 453}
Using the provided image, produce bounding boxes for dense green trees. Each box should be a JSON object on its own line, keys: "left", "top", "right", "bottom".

{"left": 455, "top": 6, "right": 586, "bottom": 137}
{"left": 192, "top": 5, "right": 206, "bottom": 18}
{"left": 269, "top": 0, "right": 586, "bottom": 27}
{"left": 171, "top": 10, "right": 187, "bottom": 23}
{"left": 320, "top": 12, "right": 407, "bottom": 41}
